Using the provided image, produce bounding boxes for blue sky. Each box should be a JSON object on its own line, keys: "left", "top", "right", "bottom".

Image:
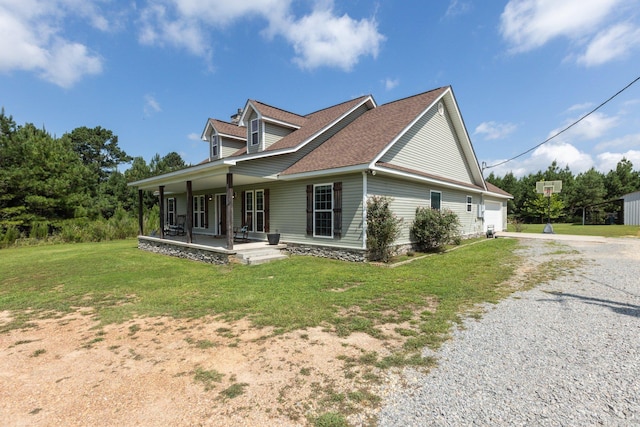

{"left": 1, "top": 0, "right": 639, "bottom": 178}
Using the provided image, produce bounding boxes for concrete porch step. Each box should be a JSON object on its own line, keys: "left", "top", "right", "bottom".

{"left": 234, "top": 245, "right": 288, "bottom": 265}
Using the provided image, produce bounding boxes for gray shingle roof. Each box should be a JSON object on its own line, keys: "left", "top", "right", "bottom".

{"left": 281, "top": 87, "right": 448, "bottom": 175}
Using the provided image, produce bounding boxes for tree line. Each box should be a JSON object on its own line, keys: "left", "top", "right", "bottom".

{"left": 2, "top": 107, "right": 639, "bottom": 242}
{"left": 0, "top": 109, "right": 187, "bottom": 240}
{"left": 485, "top": 159, "right": 640, "bottom": 224}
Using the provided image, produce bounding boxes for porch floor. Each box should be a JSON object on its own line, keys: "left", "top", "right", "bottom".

{"left": 152, "top": 233, "right": 283, "bottom": 253}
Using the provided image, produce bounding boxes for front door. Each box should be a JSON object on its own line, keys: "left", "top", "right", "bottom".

{"left": 216, "top": 194, "right": 227, "bottom": 236}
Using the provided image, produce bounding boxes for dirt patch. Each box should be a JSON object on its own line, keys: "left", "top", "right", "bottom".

{"left": 0, "top": 312, "right": 398, "bottom": 426}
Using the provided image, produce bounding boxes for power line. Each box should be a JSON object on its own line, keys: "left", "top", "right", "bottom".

{"left": 482, "top": 75, "right": 640, "bottom": 173}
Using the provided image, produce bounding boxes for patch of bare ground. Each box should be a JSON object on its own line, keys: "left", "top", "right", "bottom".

{"left": 0, "top": 310, "right": 408, "bottom": 426}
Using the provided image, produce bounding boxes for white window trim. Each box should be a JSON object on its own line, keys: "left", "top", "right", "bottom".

{"left": 250, "top": 119, "right": 259, "bottom": 146}
{"left": 245, "top": 190, "right": 254, "bottom": 231}
{"left": 167, "top": 197, "right": 176, "bottom": 226}
{"left": 210, "top": 133, "right": 219, "bottom": 159}
{"left": 466, "top": 195, "right": 472, "bottom": 213}
{"left": 430, "top": 190, "right": 442, "bottom": 211}
{"left": 314, "top": 183, "right": 333, "bottom": 238}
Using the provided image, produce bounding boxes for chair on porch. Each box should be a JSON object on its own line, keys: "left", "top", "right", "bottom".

{"left": 168, "top": 215, "right": 186, "bottom": 236}
{"left": 233, "top": 225, "right": 248, "bottom": 242}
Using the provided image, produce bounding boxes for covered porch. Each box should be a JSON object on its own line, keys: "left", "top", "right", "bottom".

{"left": 130, "top": 161, "right": 277, "bottom": 251}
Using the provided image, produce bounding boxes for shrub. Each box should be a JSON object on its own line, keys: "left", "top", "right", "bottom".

{"left": 366, "top": 196, "right": 403, "bottom": 262}
{"left": 29, "top": 221, "right": 50, "bottom": 240}
{"left": 1, "top": 225, "right": 22, "bottom": 247}
{"left": 411, "top": 207, "right": 461, "bottom": 252}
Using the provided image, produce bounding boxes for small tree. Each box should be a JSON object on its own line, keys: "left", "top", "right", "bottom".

{"left": 366, "top": 196, "right": 402, "bottom": 262}
{"left": 522, "top": 193, "right": 564, "bottom": 224}
{"left": 411, "top": 207, "right": 461, "bottom": 252}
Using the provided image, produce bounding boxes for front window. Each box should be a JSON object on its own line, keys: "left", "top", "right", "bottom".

{"left": 466, "top": 195, "right": 472, "bottom": 212}
{"left": 314, "top": 184, "right": 333, "bottom": 237}
{"left": 244, "top": 190, "right": 265, "bottom": 233}
{"left": 430, "top": 191, "right": 441, "bottom": 211}
{"left": 193, "top": 195, "right": 206, "bottom": 228}
{"left": 251, "top": 119, "right": 259, "bottom": 146}
{"left": 167, "top": 197, "right": 176, "bottom": 226}
{"left": 211, "top": 134, "right": 219, "bottom": 159}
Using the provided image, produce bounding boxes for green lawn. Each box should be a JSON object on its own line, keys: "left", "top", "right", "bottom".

{"left": 1, "top": 238, "right": 523, "bottom": 355}
{"left": 508, "top": 223, "right": 640, "bottom": 238}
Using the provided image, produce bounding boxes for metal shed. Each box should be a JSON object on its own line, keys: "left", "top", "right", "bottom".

{"left": 622, "top": 190, "right": 640, "bottom": 225}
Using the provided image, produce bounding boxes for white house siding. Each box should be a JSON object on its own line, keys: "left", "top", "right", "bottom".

{"left": 264, "top": 122, "right": 294, "bottom": 149}
{"left": 623, "top": 191, "right": 640, "bottom": 225}
{"left": 367, "top": 175, "right": 482, "bottom": 245}
{"left": 379, "top": 103, "right": 475, "bottom": 185}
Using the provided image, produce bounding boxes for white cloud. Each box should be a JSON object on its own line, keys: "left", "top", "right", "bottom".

{"left": 577, "top": 22, "right": 640, "bottom": 66}
{"left": 499, "top": 0, "right": 640, "bottom": 67}
{"left": 143, "top": 95, "right": 162, "bottom": 117}
{"left": 566, "top": 102, "right": 595, "bottom": 113}
{"left": 474, "top": 121, "right": 517, "bottom": 140}
{"left": 138, "top": 3, "right": 208, "bottom": 57}
{"left": 551, "top": 112, "right": 618, "bottom": 141}
{"left": 595, "top": 133, "right": 640, "bottom": 152}
{"left": 596, "top": 150, "right": 640, "bottom": 172}
{"left": 279, "top": 6, "right": 384, "bottom": 71}
{"left": 0, "top": 0, "right": 106, "bottom": 87}
{"left": 137, "top": 0, "right": 384, "bottom": 71}
{"left": 187, "top": 133, "right": 201, "bottom": 141}
{"left": 444, "top": 0, "right": 472, "bottom": 18}
{"left": 383, "top": 78, "right": 399, "bottom": 91}
{"left": 500, "top": 0, "right": 623, "bottom": 53}
{"left": 485, "top": 141, "right": 595, "bottom": 177}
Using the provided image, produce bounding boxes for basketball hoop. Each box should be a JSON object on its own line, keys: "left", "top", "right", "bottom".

{"left": 536, "top": 180, "right": 562, "bottom": 233}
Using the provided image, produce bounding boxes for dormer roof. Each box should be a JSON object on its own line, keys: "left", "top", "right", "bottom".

{"left": 201, "top": 118, "right": 246, "bottom": 141}
{"left": 239, "top": 100, "right": 307, "bottom": 129}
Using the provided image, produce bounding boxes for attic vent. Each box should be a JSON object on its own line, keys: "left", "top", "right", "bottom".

{"left": 437, "top": 102, "right": 444, "bottom": 116}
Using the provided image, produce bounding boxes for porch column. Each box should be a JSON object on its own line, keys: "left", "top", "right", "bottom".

{"left": 138, "top": 189, "right": 144, "bottom": 236}
{"left": 186, "top": 181, "right": 193, "bottom": 244}
{"left": 226, "top": 173, "right": 233, "bottom": 250}
{"left": 159, "top": 186, "right": 165, "bottom": 239}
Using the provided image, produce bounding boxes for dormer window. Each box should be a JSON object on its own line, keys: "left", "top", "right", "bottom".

{"left": 251, "top": 119, "right": 259, "bottom": 146}
{"left": 210, "top": 134, "right": 219, "bottom": 159}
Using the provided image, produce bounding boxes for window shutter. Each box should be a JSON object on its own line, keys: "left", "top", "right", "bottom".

{"left": 264, "top": 189, "right": 270, "bottom": 233}
{"left": 241, "top": 191, "right": 246, "bottom": 227}
{"left": 306, "top": 185, "right": 313, "bottom": 235}
{"left": 333, "top": 182, "right": 342, "bottom": 238}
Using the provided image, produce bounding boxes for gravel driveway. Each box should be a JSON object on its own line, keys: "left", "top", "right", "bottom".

{"left": 378, "top": 237, "right": 640, "bottom": 426}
